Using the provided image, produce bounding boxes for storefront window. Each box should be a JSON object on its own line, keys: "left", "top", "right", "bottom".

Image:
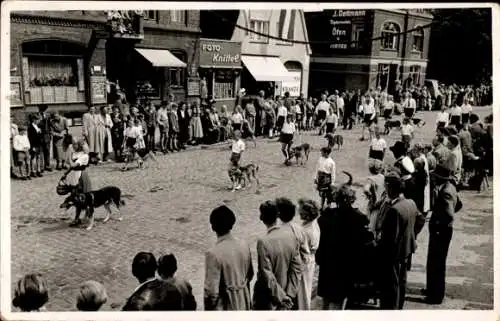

{"left": 169, "top": 50, "right": 187, "bottom": 88}
{"left": 351, "top": 26, "right": 365, "bottom": 49}
{"left": 213, "top": 70, "right": 235, "bottom": 99}
{"left": 22, "top": 40, "right": 85, "bottom": 105}
{"left": 249, "top": 20, "right": 269, "bottom": 43}
{"left": 412, "top": 26, "right": 424, "bottom": 52}
{"left": 380, "top": 22, "right": 401, "bottom": 50}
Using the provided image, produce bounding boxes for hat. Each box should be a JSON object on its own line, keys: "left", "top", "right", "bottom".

{"left": 390, "top": 141, "right": 407, "bottom": 156}
{"left": 431, "top": 163, "right": 453, "bottom": 180}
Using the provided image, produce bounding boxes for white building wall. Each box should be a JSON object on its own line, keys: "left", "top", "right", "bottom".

{"left": 231, "top": 9, "right": 311, "bottom": 96}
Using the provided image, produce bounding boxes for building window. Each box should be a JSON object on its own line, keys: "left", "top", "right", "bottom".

{"left": 409, "top": 65, "right": 422, "bottom": 86}
{"left": 170, "top": 10, "right": 187, "bottom": 24}
{"left": 380, "top": 22, "right": 401, "bottom": 50}
{"left": 351, "top": 26, "right": 365, "bottom": 49}
{"left": 169, "top": 51, "right": 187, "bottom": 88}
{"left": 377, "top": 64, "right": 390, "bottom": 90}
{"left": 249, "top": 20, "right": 269, "bottom": 43}
{"left": 412, "top": 26, "right": 424, "bottom": 52}
{"left": 144, "top": 10, "right": 158, "bottom": 21}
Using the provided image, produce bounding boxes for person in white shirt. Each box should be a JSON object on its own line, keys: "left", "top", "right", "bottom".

{"left": 230, "top": 107, "right": 244, "bottom": 132}
{"left": 276, "top": 103, "right": 288, "bottom": 132}
{"left": 315, "top": 94, "right": 330, "bottom": 134}
{"left": 360, "top": 96, "right": 376, "bottom": 141}
{"left": 435, "top": 106, "right": 449, "bottom": 131}
{"left": 121, "top": 118, "right": 146, "bottom": 171}
{"left": 460, "top": 98, "right": 473, "bottom": 127}
{"left": 228, "top": 130, "right": 245, "bottom": 191}
{"left": 400, "top": 117, "right": 415, "bottom": 150}
{"left": 280, "top": 114, "right": 296, "bottom": 165}
{"left": 157, "top": 102, "right": 170, "bottom": 153}
{"left": 314, "top": 147, "right": 336, "bottom": 209}
{"left": 336, "top": 93, "right": 345, "bottom": 119}
{"left": 13, "top": 126, "right": 31, "bottom": 180}
{"left": 325, "top": 108, "right": 338, "bottom": 134}
{"left": 383, "top": 95, "right": 395, "bottom": 119}
{"left": 402, "top": 91, "right": 417, "bottom": 119}
{"left": 369, "top": 126, "right": 387, "bottom": 161}
{"left": 448, "top": 103, "right": 462, "bottom": 127}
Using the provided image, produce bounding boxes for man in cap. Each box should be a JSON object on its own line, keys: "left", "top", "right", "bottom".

{"left": 422, "top": 161, "right": 460, "bottom": 304}
{"left": 377, "top": 171, "right": 425, "bottom": 309}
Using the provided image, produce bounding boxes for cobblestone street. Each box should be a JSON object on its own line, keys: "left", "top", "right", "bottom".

{"left": 10, "top": 110, "right": 493, "bottom": 311}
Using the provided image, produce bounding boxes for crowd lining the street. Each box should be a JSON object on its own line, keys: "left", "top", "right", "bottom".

{"left": 11, "top": 78, "right": 493, "bottom": 311}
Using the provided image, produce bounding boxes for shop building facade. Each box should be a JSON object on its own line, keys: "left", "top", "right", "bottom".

{"left": 305, "top": 9, "right": 433, "bottom": 96}
{"left": 9, "top": 10, "right": 201, "bottom": 119}
{"left": 200, "top": 9, "right": 311, "bottom": 103}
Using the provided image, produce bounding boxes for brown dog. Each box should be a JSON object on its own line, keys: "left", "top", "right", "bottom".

{"left": 290, "top": 143, "right": 311, "bottom": 166}
{"left": 235, "top": 163, "right": 260, "bottom": 189}
{"left": 330, "top": 134, "right": 344, "bottom": 150}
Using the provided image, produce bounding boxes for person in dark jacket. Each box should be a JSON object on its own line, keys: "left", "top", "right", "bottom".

{"left": 177, "top": 102, "right": 190, "bottom": 150}
{"left": 377, "top": 171, "right": 425, "bottom": 309}
{"left": 27, "top": 113, "right": 44, "bottom": 177}
{"left": 316, "top": 185, "right": 375, "bottom": 309}
{"left": 422, "top": 161, "right": 460, "bottom": 304}
{"left": 157, "top": 254, "right": 196, "bottom": 310}
{"left": 38, "top": 104, "right": 53, "bottom": 172}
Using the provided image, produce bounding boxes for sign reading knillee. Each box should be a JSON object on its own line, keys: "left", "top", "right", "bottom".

{"left": 199, "top": 39, "right": 242, "bottom": 68}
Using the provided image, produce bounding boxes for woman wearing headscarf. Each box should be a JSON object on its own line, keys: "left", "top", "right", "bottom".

{"left": 316, "top": 185, "right": 375, "bottom": 309}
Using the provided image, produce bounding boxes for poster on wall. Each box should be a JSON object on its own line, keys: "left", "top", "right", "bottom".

{"left": 187, "top": 78, "right": 200, "bottom": 97}
{"left": 90, "top": 75, "right": 107, "bottom": 104}
{"left": 280, "top": 71, "right": 302, "bottom": 97}
{"left": 10, "top": 77, "right": 23, "bottom": 107}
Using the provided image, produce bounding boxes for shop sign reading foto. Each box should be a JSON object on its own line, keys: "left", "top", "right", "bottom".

{"left": 202, "top": 43, "right": 240, "bottom": 64}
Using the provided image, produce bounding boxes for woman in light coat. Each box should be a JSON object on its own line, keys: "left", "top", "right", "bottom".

{"left": 297, "top": 198, "right": 320, "bottom": 310}
{"left": 82, "top": 106, "right": 97, "bottom": 154}
{"left": 95, "top": 105, "right": 114, "bottom": 162}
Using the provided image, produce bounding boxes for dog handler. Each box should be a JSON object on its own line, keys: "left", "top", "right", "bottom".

{"left": 314, "top": 147, "right": 336, "bottom": 209}
{"left": 228, "top": 130, "right": 245, "bottom": 191}
{"left": 280, "top": 114, "right": 296, "bottom": 165}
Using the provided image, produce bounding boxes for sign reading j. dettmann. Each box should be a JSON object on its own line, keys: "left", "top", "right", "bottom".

{"left": 327, "top": 10, "right": 365, "bottom": 50}
{"left": 199, "top": 39, "right": 242, "bottom": 68}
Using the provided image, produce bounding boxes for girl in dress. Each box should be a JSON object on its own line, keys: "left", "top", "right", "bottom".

{"left": 189, "top": 102, "right": 204, "bottom": 145}
{"left": 363, "top": 159, "right": 386, "bottom": 232}
{"left": 121, "top": 118, "right": 145, "bottom": 171}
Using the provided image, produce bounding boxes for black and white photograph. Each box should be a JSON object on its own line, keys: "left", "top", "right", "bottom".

{"left": 1, "top": 2, "right": 497, "bottom": 319}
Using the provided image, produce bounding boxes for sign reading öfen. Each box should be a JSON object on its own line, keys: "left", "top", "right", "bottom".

{"left": 199, "top": 39, "right": 242, "bottom": 68}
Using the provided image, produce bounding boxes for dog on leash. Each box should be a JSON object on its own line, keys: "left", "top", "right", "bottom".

{"left": 317, "top": 171, "right": 353, "bottom": 210}
{"left": 290, "top": 143, "right": 311, "bottom": 166}
{"left": 325, "top": 133, "right": 343, "bottom": 150}
{"left": 384, "top": 119, "right": 402, "bottom": 135}
{"left": 60, "top": 186, "right": 125, "bottom": 230}
{"left": 237, "top": 163, "right": 260, "bottom": 188}
{"left": 412, "top": 117, "right": 426, "bottom": 128}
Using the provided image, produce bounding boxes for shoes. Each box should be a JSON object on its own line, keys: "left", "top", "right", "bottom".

{"left": 37, "top": 172, "right": 43, "bottom": 177}
{"left": 235, "top": 184, "right": 242, "bottom": 190}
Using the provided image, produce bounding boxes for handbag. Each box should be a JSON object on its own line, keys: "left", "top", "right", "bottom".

{"left": 56, "top": 177, "right": 72, "bottom": 195}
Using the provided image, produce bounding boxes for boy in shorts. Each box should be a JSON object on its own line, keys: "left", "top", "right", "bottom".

{"left": 228, "top": 130, "right": 245, "bottom": 191}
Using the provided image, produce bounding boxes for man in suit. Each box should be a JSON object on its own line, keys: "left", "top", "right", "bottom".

{"left": 253, "top": 200, "right": 302, "bottom": 310}
{"left": 38, "top": 104, "right": 52, "bottom": 172}
{"left": 422, "top": 162, "right": 459, "bottom": 304}
{"left": 177, "top": 102, "right": 189, "bottom": 150}
{"left": 377, "top": 171, "right": 425, "bottom": 309}
{"left": 204, "top": 205, "right": 254, "bottom": 310}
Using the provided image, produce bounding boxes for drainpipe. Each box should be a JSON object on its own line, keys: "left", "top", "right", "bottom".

{"left": 401, "top": 9, "right": 409, "bottom": 89}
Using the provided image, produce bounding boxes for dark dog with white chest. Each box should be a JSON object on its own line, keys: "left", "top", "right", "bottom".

{"left": 290, "top": 143, "right": 311, "bottom": 166}
{"left": 60, "top": 186, "right": 125, "bottom": 230}
{"left": 384, "top": 119, "right": 401, "bottom": 135}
